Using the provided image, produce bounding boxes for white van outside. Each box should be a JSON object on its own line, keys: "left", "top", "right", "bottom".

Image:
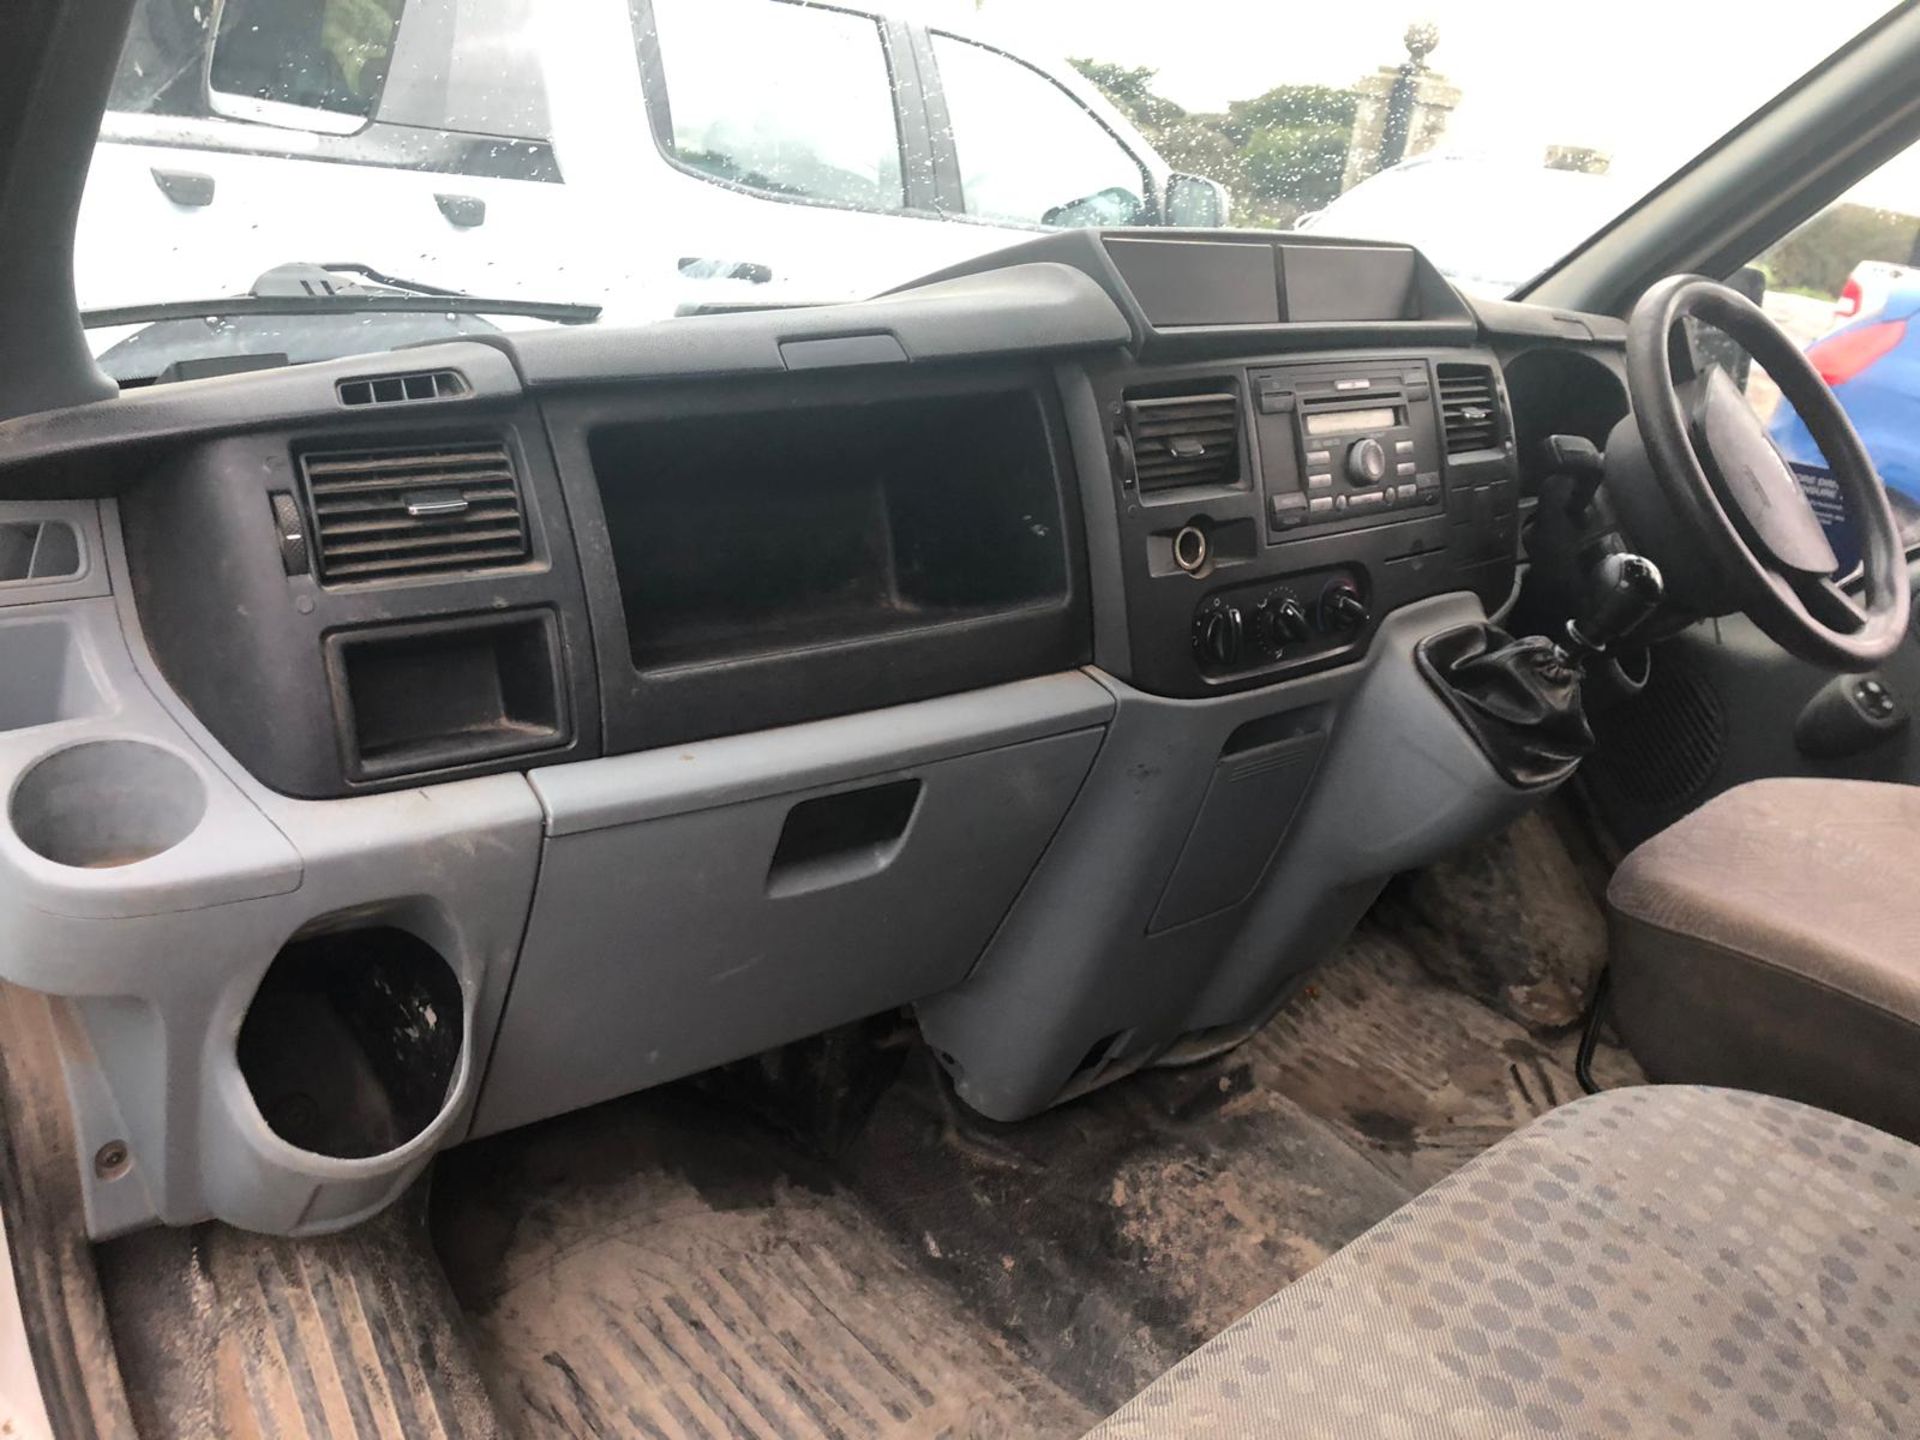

{"left": 78, "top": 0, "right": 1227, "bottom": 334}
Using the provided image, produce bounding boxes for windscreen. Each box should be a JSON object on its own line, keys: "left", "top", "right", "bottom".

{"left": 78, "top": 0, "right": 1902, "bottom": 355}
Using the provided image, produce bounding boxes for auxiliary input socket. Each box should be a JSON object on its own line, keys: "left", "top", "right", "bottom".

{"left": 1172, "top": 525, "right": 1209, "bottom": 574}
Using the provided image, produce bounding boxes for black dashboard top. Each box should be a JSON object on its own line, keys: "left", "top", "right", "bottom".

{"left": 0, "top": 230, "right": 1621, "bottom": 796}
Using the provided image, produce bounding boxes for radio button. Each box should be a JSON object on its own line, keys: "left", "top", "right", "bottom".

{"left": 1305, "top": 449, "right": 1332, "bottom": 468}
{"left": 1396, "top": 460, "right": 1417, "bottom": 477}
{"left": 1348, "top": 490, "right": 1385, "bottom": 511}
{"left": 1394, "top": 438, "right": 1415, "bottom": 454}
{"left": 1347, "top": 437, "right": 1390, "bottom": 485}
{"left": 1308, "top": 495, "right": 1334, "bottom": 515}
{"left": 1396, "top": 482, "right": 1418, "bottom": 501}
{"left": 1270, "top": 493, "right": 1309, "bottom": 528}
{"left": 1306, "top": 472, "right": 1333, "bottom": 490}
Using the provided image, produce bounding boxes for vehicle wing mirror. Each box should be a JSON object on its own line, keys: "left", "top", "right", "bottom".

{"left": 205, "top": 0, "right": 405, "bottom": 136}
{"left": 1164, "top": 174, "right": 1231, "bottom": 229}
{"left": 1728, "top": 264, "right": 1768, "bottom": 305}
{"left": 1692, "top": 265, "right": 1769, "bottom": 390}
{"left": 1042, "top": 187, "right": 1149, "bottom": 230}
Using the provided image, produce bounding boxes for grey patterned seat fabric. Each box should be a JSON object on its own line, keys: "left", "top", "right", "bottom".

{"left": 1607, "top": 777, "right": 1920, "bottom": 1142}
{"left": 1084, "top": 1086, "right": 1920, "bottom": 1438}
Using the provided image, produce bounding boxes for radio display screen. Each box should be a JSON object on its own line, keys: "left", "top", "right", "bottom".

{"left": 1305, "top": 406, "right": 1398, "bottom": 438}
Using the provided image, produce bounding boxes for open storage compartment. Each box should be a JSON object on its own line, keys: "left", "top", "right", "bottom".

{"left": 237, "top": 927, "right": 464, "bottom": 1160}
{"left": 324, "top": 609, "right": 568, "bottom": 781}
{"left": 591, "top": 389, "right": 1070, "bottom": 670}
{"left": 0, "top": 615, "right": 106, "bottom": 733}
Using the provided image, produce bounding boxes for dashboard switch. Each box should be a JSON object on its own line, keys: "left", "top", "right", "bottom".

{"left": 1253, "top": 592, "right": 1311, "bottom": 653}
{"left": 269, "top": 491, "right": 310, "bottom": 577}
{"left": 1318, "top": 579, "right": 1370, "bottom": 634}
{"left": 1270, "top": 493, "right": 1309, "bottom": 529}
{"left": 1193, "top": 600, "right": 1246, "bottom": 668}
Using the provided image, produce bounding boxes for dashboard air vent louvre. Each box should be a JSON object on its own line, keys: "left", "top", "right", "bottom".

{"left": 302, "top": 441, "right": 528, "bottom": 583}
{"left": 1123, "top": 391, "right": 1241, "bottom": 491}
{"left": 1437, "top": 363, "right": 1503, "bottom": 455}
{"left": 336, "top": 369, "right": 468, "bottom": 407}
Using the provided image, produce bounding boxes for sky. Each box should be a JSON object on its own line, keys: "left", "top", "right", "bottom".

{"left": 909, "top": 0, "right": 1920, "bottom": 212}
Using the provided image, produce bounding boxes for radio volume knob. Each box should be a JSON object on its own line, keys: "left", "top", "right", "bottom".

{"left": 1347, "top": 436, "right": 1389, "bottom": 486}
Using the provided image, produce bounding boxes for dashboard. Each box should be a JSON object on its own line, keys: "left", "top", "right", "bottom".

{"left": 0, "top": 228, "right": 1628, "bottom": 1238}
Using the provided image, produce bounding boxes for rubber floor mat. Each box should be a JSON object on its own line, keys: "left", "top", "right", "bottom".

{"left": 98, "top": 1195, "right": 504, "bottom": 1440}
{"left": 430, "top": 920, "right": 1640, "bottom": 1439}
{"left": 1255, "top": 925, "right": 1646, "bottom": 1190}
{"left": 433, "top": 1085, "right": 1097, "bottom": 1440}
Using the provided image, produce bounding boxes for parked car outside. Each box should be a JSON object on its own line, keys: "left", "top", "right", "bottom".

{"left": 1769, "top": 276, "right": 1920, "bottom": 554}
{"left": 1834, "top": 257, "right": 1917, "bottom": 324}
{"left": 79, "top": 0, "right": 1226, "bottom": 351}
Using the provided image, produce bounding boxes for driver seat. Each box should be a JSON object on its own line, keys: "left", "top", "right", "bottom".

{"left": 1607, "top": 776, "right": 1920, "bottom": 1141}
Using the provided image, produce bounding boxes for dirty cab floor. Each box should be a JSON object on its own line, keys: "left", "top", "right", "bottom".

{"left": 90, "top": 812, "right": 1639, "bottom": 1440}
{"left": 428, "top": 920, "right": 1639, "bottom": 1440}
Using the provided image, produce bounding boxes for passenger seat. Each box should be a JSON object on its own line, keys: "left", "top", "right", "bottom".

{"left": 1083, "top": 1086, "right": 1920, "bottom": 1437}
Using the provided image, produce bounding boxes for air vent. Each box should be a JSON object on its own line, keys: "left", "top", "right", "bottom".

{"left": 1122, "top": 391, "right": 1241, "bottom": 491}
{"left": 302, "top": 442, "right": 528, "bottom": 583}
{"left": 336, "top": 370, "right": 468, "bottom": 407}
{"left": 1437, "top": 363, "right": 1504, "bottom": 455}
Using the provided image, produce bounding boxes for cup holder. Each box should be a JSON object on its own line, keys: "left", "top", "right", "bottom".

{"left": 238, "top": 928, "right": 464, "bottom": 1160}
{"left": 10, "top": 739, "right": 207, "bottom": 869}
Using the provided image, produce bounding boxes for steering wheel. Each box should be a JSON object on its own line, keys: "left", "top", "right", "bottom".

{"left": 1623, "top": 274, "right": 1909, "bottom": 669}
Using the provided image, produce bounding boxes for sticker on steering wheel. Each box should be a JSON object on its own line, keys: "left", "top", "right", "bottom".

{"left": 1789, "top": 461, "right": 1862, "bottom": 577}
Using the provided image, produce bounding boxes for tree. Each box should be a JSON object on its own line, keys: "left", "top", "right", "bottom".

{"left": 1069, "top": 63, "right": 1357, "bottom": 228}
{"left": 1068, "top": 60, "right": 1185, "bottom": 131}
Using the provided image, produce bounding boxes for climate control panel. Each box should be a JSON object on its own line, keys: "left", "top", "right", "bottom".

{"left": 1190, "top": 566, "right": 1370, "bottom": 676}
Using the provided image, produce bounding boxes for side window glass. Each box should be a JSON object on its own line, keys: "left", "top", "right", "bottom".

{"left": 110, "top": 0, "right": 215, "bottom": 117}
{"left": 1736, "top": 143, "right": 1920, "bottom": 560}
{"left": 928, "top": 35, "right": 1146, "bottom": 229}
{"left": 207, "top": 0, "right": 404, "bottom": 127}
{"left": 648, "top": 0, "right": 906, "bottom": 213}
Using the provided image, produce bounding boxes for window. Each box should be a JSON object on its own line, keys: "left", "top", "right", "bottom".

{"left": 929, "top": 34, "right": 1146, "bottom": 229}
{"left": 648, "top": 0, "right": 906, "bottom": 212}
{"left": 208, "top": 0, "right": 404, "bottom": 124}
{"left": 1729, "top": 137, "right": 1920, "bottom": 562}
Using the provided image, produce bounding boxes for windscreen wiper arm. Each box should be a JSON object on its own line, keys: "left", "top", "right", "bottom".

{"left": 82, "top": 261, "right": 600, "bottom": 329}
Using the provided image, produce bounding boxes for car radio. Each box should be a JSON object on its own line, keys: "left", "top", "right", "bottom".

{"left": 1250, "top": 359, "right": 1444, "bottom": 538}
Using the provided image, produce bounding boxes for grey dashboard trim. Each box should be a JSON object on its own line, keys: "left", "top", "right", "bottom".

{"left": 494, "top": 263, "right": 1132, "bottom": 386}
{"left": 532, "top": 671, "right": 1114, "bottom": 836}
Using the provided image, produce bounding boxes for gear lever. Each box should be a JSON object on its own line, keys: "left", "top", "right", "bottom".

{"left": 1564, "top": 552, "right": 1664, "bottom": 661}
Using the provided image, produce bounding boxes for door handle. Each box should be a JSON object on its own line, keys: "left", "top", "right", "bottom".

{"left": 435, "top": 193, "right": 487, "bottom": 228}
{"left": 151, "top": 168, "right": 215, "bottom": 206}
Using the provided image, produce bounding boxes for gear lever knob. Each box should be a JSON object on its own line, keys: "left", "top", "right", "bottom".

{"left": 1567, "top": 552, "right": 1664, "bottom": 654}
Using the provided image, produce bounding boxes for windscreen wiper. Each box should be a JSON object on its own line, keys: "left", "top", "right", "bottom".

{"left": 82, "top": 261, "right": 601, "bottom": 328}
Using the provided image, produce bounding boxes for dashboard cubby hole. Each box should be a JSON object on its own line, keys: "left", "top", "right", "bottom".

{"left": 589, "top": 388, "right": 1069, "bottom": 671}
{"left": 237, "top": 927, "right": 464, "bottom": 1160}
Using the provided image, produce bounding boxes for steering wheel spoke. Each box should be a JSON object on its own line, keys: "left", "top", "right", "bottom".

{"left": 1793, "top": 573, "right": 1870, "bottom": 633}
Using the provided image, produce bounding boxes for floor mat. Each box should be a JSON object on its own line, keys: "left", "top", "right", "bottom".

{"left": 433, "top": 1083, "right": 1098, "bottom": 1440}
{"left": 1254, "top": 926, "right": 1645, "bottom": 1191}
{"left": 98, "top": 1196, "right": 503, "bottom": 1440}
{"left": 431, "top": 919, "right": 1641, "bottom": 1439}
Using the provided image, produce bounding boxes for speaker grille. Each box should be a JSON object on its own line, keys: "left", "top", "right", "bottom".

{"left": 1588, "top": 659, "right": 1726, "bottom": 812}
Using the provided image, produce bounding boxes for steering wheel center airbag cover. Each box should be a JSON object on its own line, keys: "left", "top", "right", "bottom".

{"left": 1693, "top": 365, "right": 1837, "bottom": 577}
